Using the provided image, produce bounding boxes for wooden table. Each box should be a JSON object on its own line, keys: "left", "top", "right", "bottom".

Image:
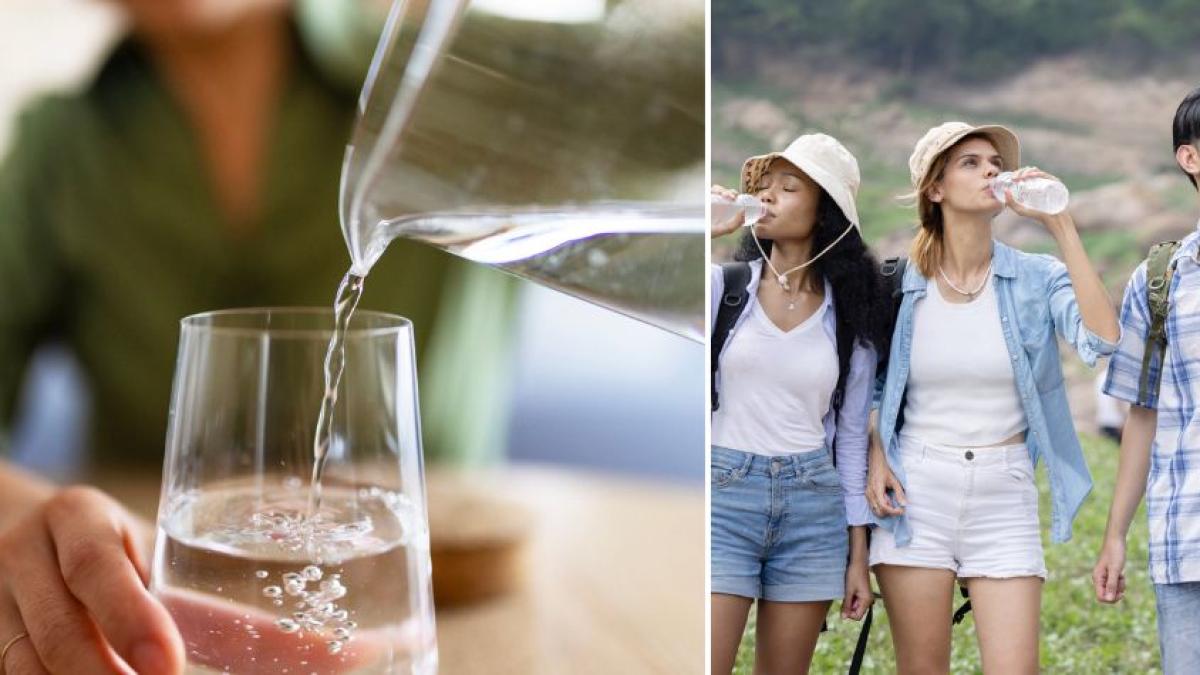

{"left": 93, "top": 465, "right": 704, "bottom": 675}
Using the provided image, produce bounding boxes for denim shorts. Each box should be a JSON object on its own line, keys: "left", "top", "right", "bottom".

{"left": 710, "top": 445, "right": 848, "bottom": 602}
{"left": 869, "top": 435, "right": 1047, "bottom": 579}
{"left": 1155, "top": 582, "right": 1200, "bottom": 675}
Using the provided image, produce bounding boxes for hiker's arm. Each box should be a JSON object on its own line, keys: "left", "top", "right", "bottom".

{"left": 1093, "top": 268, "right": 1155, "bottom": 603}
{"left": 1094, "top": 405, "right": 1156, "bottom": 603}
{"left": 1043, "top": 210, "right": 1120, "bottom": 343}
{"left": 1003, "top": 177, "right": 1120, "bottom": 360}
{"left": 841, "top": 525, "right": 872, "bottom": 621}
{"left": 1101, "top": 405, "right": 1156, "bottom": 546}
{"left": 834, "top": 344, "right": 875, "bottom": 526}
{"left": 1041, "top": 242, "right": 1120, "bottom": 366}
{"left": 866, "top": 409, "right": 905, "bottom": 517}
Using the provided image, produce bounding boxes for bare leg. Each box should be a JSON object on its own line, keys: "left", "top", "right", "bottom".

{"left": 962, "top": 576, "right": 1041, "bottom": 674}
{"left": 711, "top": 593, "right": 753, "bottom": 675}
{"left": 875, "top": 565, "right": 957, "bottom": 675}
{"left": 752, "top": 599, "right": 831, "bottom": 675}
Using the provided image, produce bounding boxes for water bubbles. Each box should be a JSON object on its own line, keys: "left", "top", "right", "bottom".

{"left": 238, "top": 502, "right": 383, "bottom": 657}
{"left": 259, "top": 559, "right": 358, "bottom": 653}
{"left": 320, "top": 578, "right": 347, "bottom": 600}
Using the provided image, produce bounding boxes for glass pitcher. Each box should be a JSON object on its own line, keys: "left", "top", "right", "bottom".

{"left": 339, "top": 0, "right": 705, "bottom": 342}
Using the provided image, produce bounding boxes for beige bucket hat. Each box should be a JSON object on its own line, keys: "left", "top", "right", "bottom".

{"left": 908, "top": 121, "right": 1021, "bottom": 189}
{"left": 740, "top": 133, "right": 861, "bottom": 229}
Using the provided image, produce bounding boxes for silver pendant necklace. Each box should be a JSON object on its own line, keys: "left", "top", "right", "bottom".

{"left": 938, "top": 260, "right": 993, "bottom": 299}
{"left": 781, "top": 276, "right": 803, "bottom": 310}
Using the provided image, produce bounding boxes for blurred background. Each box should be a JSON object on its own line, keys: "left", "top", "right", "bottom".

{"left": 0, "top": 0, "right": 703, "bottom": 485}
{"left": 713, "top": 0, "right": 1198, "bottom": 672}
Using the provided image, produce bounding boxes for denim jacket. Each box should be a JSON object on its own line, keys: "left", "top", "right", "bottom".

{"left": 874, "top": 240, "right": 1119, "bottom": 545}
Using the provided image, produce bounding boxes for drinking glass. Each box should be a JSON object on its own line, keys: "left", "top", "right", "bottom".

{"left": 149, "top": 308, "right": 436, "bottom": 674}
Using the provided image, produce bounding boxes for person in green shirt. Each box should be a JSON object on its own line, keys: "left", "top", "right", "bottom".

{"left": 0, "top": 1, "right": 511, "bottom": 672}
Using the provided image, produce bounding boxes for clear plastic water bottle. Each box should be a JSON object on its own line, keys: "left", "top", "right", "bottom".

{"left": 991, "top": 172, "right": 1069, "bottom": 214}
{"left": 710, "top": 193, "right": 766, "bottom": 227}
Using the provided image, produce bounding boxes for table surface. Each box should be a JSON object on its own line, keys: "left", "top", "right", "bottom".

{"left": 93, "top": 465, "right": 704, "bottom": 675}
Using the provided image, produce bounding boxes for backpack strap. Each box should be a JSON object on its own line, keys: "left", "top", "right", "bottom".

{"left": 846, "top": 594, "right": 880, "bottom": 675}
{"left": 1138, "top": 241, "right": 1181, "bottom": 407}
{"left": 877, "top": 256, "right": 908, "bottom": 396}
{"left": 711, "top": 262, "right": 752, "bottom": 412}
{"left": 952, "top": 584, "right": 973, "bottom": 625}
{"left": 879, "top": 256, "right": 908, "bottom": 324}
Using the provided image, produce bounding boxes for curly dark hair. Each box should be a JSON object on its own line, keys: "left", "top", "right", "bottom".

{"left": 734, "top": 190, "right": 892, "bottom": 413}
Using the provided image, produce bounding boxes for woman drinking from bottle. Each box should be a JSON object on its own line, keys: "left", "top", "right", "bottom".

{"left": 865, "top": 122, "right": 1120, "bottom": 674}
{"left": 709, "top": 133, "right": 892, "bottom": 674}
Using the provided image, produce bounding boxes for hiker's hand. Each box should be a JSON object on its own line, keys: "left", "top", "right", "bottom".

{"left": 841, "top": 558, "right": 873, "bottom": 621}
{"left": 867, "top": 445, "right": 906, "bottom": 517}
{"left": 1093, "top": 538, "right": 1128, "bottom": 604}
{"left": 710, "top": 185, "right": 742, "bottom": 238}
{"left": 0, "top": 486, "right": 185, "bottom": 674}
{"left": 1002, "top": 167, "right": 1069, "bottom": 226}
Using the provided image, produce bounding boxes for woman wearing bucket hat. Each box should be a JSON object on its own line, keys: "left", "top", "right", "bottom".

{"left": 709, "top": 133, "right": 893, "bottom": 674}
{"left": 864, "top": 122, "right": 1120, "bottom": 673}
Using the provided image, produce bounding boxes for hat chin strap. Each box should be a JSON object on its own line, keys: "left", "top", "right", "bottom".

{"left": 751, "top": 222, "right": 855, "bottom": 291}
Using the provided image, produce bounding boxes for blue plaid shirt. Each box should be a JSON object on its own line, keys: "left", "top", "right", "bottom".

{"left": 1105, "top": 222, "right": 1200, "bottom": 584}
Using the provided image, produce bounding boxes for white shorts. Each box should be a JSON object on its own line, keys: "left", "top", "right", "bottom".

{"left": 870, "top": 435, "right": 1047, "bottom": 580}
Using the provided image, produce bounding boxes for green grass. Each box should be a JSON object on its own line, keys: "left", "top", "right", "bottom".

{"left": 731, "top": 434, "right": 1160, "bottom": 674}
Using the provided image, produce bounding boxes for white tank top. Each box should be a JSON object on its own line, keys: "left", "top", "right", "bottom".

{"left": 902, "top": 276, "right": 1027, "bottom": 446}
{"left": 711, "top": 299, "right": 839, "bottom": 456}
